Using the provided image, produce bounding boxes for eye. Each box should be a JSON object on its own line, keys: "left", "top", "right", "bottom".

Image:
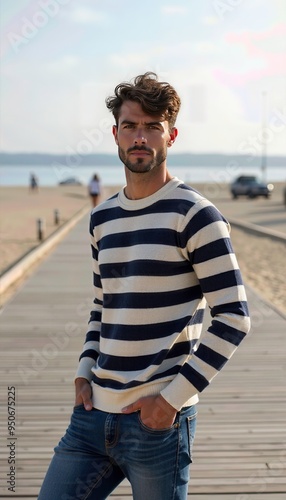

{"left": 122, "top": 124, "right": 135, "bottom": 129}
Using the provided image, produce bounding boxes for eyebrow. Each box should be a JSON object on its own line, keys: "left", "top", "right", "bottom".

{"left": 120, "top": 119, "right": 164, "bottom": 127}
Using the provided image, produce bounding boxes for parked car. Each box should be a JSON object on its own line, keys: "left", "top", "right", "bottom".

{"left": 59, "top": 177, "right": 82, "bottom": 186}
{"left": 230, "top": 175, "right": 273, "bottom": 199}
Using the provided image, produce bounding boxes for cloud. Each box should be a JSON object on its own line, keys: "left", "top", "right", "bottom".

{"left": 43, "top": 55, "right": 79, "bottom": 73}
{"left": 109, "top": 53, "right": 150, "bottom": 69}
{"left": 70, "top": 7, "right": 106, "bottom": 24}
{"left": 216, "top": 23, "right": 286, "bottom": 85}
{"left": 161, "top": 5, "right": 188, "bottom": 15}
{"left": 202, "top": 16, "right": 219, "bottom": 25}
{"left": 194, "top": 42, "right": 217, "bottom": 54}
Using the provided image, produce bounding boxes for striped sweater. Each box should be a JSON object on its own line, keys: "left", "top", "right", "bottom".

{"left": 75, "top": 177, "right": 250, "bottom": 412}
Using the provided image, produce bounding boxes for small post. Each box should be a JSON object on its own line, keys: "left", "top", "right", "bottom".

{"left": 54, "top": 209, "right": 60, "bottom": 225}
{"left": 37, "top": 218, "right": 44, "bottom": 241}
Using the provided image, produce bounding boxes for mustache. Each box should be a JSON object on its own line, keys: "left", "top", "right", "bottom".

{"left": 127, "top": 146, "right": 153, "bottom": 154}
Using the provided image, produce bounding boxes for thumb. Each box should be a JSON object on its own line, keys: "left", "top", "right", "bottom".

{"left": 122, "top": 399, "right": 141, "bottom": 414}
{"left": 75, "top": 378, "right": 93, "bottom": 411}
{"left": 82, "top": 387, "right": 93, "bottom": 411}
{"left": 83, "top": 398, "right": 92, "bottom": 411}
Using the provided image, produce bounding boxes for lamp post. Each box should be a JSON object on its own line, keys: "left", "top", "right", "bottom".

{"left": 261, "top": 90, "right": 267, "bottom": 182}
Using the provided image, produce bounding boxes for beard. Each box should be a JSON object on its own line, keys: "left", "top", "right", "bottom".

{"left": 118, "top": 145, "right": 167, "bottom": 174}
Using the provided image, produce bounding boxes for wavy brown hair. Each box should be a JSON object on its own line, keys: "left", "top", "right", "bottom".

{"left": 106, "top": 72, "right": 181, "bottom": 129}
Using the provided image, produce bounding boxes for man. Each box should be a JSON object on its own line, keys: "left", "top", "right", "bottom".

{"left": 38, "top": 72, "right": 250, "bottom": 500}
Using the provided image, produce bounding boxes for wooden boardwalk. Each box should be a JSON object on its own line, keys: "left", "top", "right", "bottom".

{"left": 0, "top": 213, "right": 285, "bottom": 499}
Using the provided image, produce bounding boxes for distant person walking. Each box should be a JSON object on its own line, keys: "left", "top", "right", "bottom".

{"left": 29, "top": 172, "right": 38, "bottom": 192}
{"left": 88, "top": 173, "right": 101, "bottom": 207}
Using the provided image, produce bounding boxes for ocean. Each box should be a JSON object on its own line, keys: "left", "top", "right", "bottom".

{"left": 0, "top": 164, "right": 285, "bottom": 187}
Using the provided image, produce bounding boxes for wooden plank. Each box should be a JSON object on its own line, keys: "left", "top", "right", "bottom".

{"left": 2, "top": 496, "right": 286, "bottom": 500}
{"left": 1, "top": 215, "right": 285, "bottom": 498}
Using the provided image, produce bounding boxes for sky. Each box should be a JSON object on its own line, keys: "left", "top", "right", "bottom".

{"left": 1, "top": 0, "right": 286, "bottom": 156}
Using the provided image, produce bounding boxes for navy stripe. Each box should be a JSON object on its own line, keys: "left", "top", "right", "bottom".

{"left": 190, "top": 237, "right": 233, "bottom": 264}
{"left": 91, "top": 206, "right": 122, "bottom": 226}
{"left": 103, "top": 285, "right": 202, "bottom": 309}
{"left": 85, "top": 331, "right": 100, "bottom": 343}
{"left": 200, "top": 269, "right": 242, "bottom": 293}
{"left": 92, "top": 365, "right": 180, "bottom": 390}
{"left": 98, "top": 342, "right": 191, "bottom": 372}
{"left": 179, "top": 205, "right": 225, "bottom": 244}
{"left": 93, "top": 272, "right": 101, "bottom": 288}
{"left": 90, "top": 298, "right": 103, "bottom": 309}
{"left": 211, "top": 300, "right": 249, "bottom": 318}
{"left": 101, "top": 317, "right": 194, "bottom": 341}
{"left": 89, "top": 218, "right": 94, "bottom": 236}
{"left": 190, "top": 307, "right": 205, "bottom": 325}
{"left": 101, "top": 315, "right": 203, "bottom": 342}
{"left": 98, "top": 228, "right": 179, "bottom": 251}
{"left": 89, "top": 310, "right": 102, "bottom": 323}
{"left": 180, "top": 363, "right": 209, "bottom": 392}
{"left": 79, "top": 349, "right": 99, "bottom": 362}
{"left": 167, "top": 341, "right": 193, "bottom": 359}
{"left": 209, "top": 320, "right": 246, "bottom": 346}
{"left": 108, "top": 193, "right": 119, "bottom": 201}
{"left": 91, "top": 244, "right": 98, "bottom": 260}
{"left": 196, "top": 344, "right": 228, "bottom": 370}
{"left": 90, "top": 198, "right": 196, "bottom": 228}
{"left": 100, "top": 259, "right": 192, "bottom": 279}
{"left": 178, "top": 183, "right": 202, "bottom": 196}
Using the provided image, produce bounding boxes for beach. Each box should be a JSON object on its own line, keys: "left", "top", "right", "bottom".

{"left": 230, "top": 227, "right": 286, "bottom": 315}
{"left": 0, "top": 184, "right": 120, "bottom": 274}
{"left": 1, "top": 183, "right": 285, "bottom": 315}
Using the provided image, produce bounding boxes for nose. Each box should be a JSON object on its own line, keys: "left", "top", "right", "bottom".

{"left": 134, "top": 129, "right": 147, "bottom": 145}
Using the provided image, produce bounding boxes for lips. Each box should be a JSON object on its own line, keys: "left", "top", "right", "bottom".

{"left": 128, "top": 147, "right": 152, "bottom": 156}
{"left": 130, "top": 151, "right": 150, "bottom": 156}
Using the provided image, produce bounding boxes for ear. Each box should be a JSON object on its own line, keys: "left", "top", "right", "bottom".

{"left": 112, "top": 125, "right": 118, "bottom": 145}
{"left": 167, "top": 127, "right": 178, "bottom": 147}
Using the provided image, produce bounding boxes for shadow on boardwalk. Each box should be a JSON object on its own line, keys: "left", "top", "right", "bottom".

{"left": 0, "top": 214, "right": 285, "bottom": 499}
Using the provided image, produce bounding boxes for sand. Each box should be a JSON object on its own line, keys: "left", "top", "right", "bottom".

{"left": 0, "top": 184, "right": 120, "bottom": 274}
{"left": 1, "top": 183, "right": 285, "bottom": 315}
{"left": 230, "top": 227, "right": 286, "bottom": 315}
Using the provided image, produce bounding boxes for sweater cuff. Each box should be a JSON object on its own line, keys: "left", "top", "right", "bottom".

{"left": 160, "top": 373, "right": 199, "bottom": 411}
{"left": 74, "top": 357, "right": 95, "bottom": 383}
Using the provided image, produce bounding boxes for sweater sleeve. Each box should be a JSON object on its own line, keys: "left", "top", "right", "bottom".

{"left": 75, "top": 217, "right": 102, "bottom": 382}
{"left": 160, "top": 199, "right": 251, "bottom": 410}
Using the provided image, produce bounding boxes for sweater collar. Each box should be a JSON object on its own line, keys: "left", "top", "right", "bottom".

{"left": 117, "top": 177, "right": 183, "bottom": 211}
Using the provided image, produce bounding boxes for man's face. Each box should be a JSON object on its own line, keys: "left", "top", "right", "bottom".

{"left": 112, "top": 101, "right": 177, "bottom": 174}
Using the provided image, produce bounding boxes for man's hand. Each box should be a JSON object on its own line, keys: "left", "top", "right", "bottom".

{"left": 122, "top": 395, "right": 177, "bottom": 429}
{"left": 75, "top": 377, "right": 93, "bottom": 411}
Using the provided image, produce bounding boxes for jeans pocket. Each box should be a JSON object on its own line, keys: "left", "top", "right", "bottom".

{"left": 137, "top": 413, "right": 177, "bottom": 434}
{"left": 186, "top": 412, "right": 197, "bottom": 462}
{"left": 73, "top": 403, "right": 85, "bottom": 411}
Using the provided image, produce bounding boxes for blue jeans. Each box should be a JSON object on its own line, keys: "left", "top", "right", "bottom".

{"left": 38, "top": 404, "right": 197, "bottom": 500}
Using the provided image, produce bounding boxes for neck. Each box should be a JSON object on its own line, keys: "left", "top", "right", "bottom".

{"left": 124, "top": 167, "right": 173, "bottom": 200}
